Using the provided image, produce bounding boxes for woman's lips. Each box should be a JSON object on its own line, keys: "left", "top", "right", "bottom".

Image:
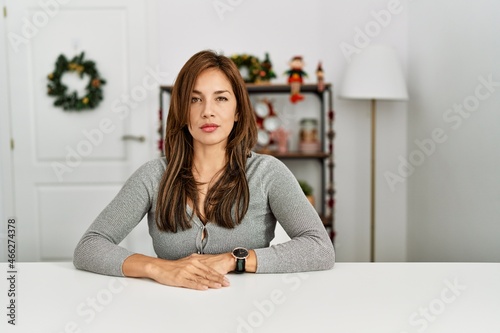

{"left": 200, "top": 123, "right": 219, "bottom": 133}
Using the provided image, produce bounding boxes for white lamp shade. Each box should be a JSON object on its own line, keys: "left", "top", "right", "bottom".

{"left": 340, "top": 44, "right": 408, "bottom": 101}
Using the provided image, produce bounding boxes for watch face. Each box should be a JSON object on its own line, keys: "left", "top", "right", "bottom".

{"left": 233, "top": 247, "right": 249, "bottom": 258}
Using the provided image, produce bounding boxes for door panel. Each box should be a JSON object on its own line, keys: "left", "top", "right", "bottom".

{"left": 32, "top": 8, "right": 128, "bottom": 161}
{"left": 6, "top": 0, "right": 156, "bottom": 261}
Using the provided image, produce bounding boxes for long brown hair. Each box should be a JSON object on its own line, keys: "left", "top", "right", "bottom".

{"left": 156, "top": 50, "right": 257, "bottom": 232}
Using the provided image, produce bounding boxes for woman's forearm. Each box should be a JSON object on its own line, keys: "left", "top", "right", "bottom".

{"left": 122, "top": 253, "right": 159, "bottom": 279}
{"left": 122, "top": 250, "right": 257, "bottom": 282}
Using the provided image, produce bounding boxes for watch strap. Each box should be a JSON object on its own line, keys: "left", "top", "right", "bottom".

{"left": 235, "top": 258, "right": 245, "bottom": 273}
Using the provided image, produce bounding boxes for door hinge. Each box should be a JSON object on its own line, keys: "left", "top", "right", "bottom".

{"left": 10, "top": 138, "right": 14, "bottom": 150}
{"left": 3, "top": 6, "right": 6, "bottom": 18}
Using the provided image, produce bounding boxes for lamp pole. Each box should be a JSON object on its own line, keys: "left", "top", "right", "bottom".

{"left": 339, "top": 45, "right": 408, "bottom": 263}
{"left": 370, "top": 99, "right": 376, "bottom": 263}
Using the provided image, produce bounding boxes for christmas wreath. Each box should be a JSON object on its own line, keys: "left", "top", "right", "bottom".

{"left": 47, "top": 52, "right": 106, "bottom": 111}
{"left": 230, "top": 53, "right": 276, "bottom": 84}
{"left": 230, "top": 54, "right": 261, "bottom": 83}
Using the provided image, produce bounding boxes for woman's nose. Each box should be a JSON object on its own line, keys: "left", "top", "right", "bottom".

{"left": 201, "top": 100, "right": 215, "bottom": 118}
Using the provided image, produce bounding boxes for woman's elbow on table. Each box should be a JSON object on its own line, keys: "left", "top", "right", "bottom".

{"left": 325, "top": 244, "right": 336, "bottom": 270}
{"left": 72, "top": 240, "right": 86, "bottom": 271}
{"left": 314, "top": 238, "right": 336, "bottom": 271}
{"left": 308, "top": 227, "right": 336, "bottom": 271}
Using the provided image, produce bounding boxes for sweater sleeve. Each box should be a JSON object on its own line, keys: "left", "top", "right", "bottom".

{"left": 253, "top": 157, "right": 335, "bottom": 273}
{"left": 73, "top": 159, "right": 163, "bottom": 276}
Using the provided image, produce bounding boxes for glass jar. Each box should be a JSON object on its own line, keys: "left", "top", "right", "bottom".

{"left": 299, "top": 118, "right": 320, "bottom": 153}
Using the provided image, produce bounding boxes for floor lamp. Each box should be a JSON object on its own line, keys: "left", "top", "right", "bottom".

{"left": 340, "top": 45, "right": 408, "bottom": 262}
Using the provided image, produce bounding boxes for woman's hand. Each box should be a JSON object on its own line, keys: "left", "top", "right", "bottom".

{"left": 149, "top": 254, "right": 233, "bottom": 290}
{"left": 196, "top": 252, "right": 236, "bottom": 275}
{"left": 123, "top": 253, "right": 231, "bottom": 291}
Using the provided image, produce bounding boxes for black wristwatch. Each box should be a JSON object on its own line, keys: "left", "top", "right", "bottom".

{"left": 232, "top": 247, "right": 249, "bottom": 273}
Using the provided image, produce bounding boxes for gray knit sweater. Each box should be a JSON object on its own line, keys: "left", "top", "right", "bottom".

{"left": 73, "top": 153, "right": 335, "bottom": 276}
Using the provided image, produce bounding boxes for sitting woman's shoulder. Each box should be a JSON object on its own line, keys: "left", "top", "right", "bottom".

{"left": 247, "top": 152, "right": 288, "bottom": 172}
{"left": 130, "top": 157, "right": 167, "bottom": 181}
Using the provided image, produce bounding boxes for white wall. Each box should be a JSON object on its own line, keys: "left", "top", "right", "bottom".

{"left": 10, "top": 0, "right": 497, "bottom": 263}
{"left": 407, "top": 0, "right": 500, "bottom": 261}
{"left": 158, "top": 0, "right": 409, "bottom": 261}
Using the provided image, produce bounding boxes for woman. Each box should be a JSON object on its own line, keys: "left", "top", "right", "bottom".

{"left": 73, "top": 50, "right": 335, "bottom": 291}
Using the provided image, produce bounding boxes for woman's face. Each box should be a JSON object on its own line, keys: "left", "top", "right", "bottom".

{"left": 188, "top": 68, "right": 238, "bottom": 151}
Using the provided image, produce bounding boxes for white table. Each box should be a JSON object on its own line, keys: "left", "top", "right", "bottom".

{"left": 2, "top": 262, "right": 499, "bottom": 333}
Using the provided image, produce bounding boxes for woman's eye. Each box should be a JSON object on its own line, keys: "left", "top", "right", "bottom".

{"left": 191, "top": 97, "right": 201, "bottom": 103}
{"left": 216, "top": 96, "right": 228, "bottom": 101}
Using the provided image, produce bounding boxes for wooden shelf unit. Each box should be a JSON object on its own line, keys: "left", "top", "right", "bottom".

{"left": 159, "top": 83, "right": 336, "bottom": 241}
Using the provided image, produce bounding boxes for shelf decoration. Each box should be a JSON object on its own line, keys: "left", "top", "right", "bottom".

{"left": 259, "top": 53, "right": 277, "bottom": 83}
{"left": 47, "top": 52, "right": 106, "bottom": 111}
{"left": 299, "top": 118, "right": 320, "bottom": 153}
{"left": 285, "top": 56, "right": 307, "bottom": 103}
{"left": 157, "top": 108, "right": 164, "bottom": 154}
{"left": 230, "top": 54, "right": 261, "bottom": 83}
{"left": 271, "top": 127, "right": 290, "bottom": 153}
{"left": 316, "top": 61, "right": 325, "bottom": 92}
{"left": 254, "top": 99, "right": 281, "bottom": 152}
{"left": 230, "top": 52, "right": 276, "bottom": 84}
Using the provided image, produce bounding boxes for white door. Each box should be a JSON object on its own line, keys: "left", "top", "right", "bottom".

{"left": 5, "top": 0, "right": 159, "bottom": 261}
